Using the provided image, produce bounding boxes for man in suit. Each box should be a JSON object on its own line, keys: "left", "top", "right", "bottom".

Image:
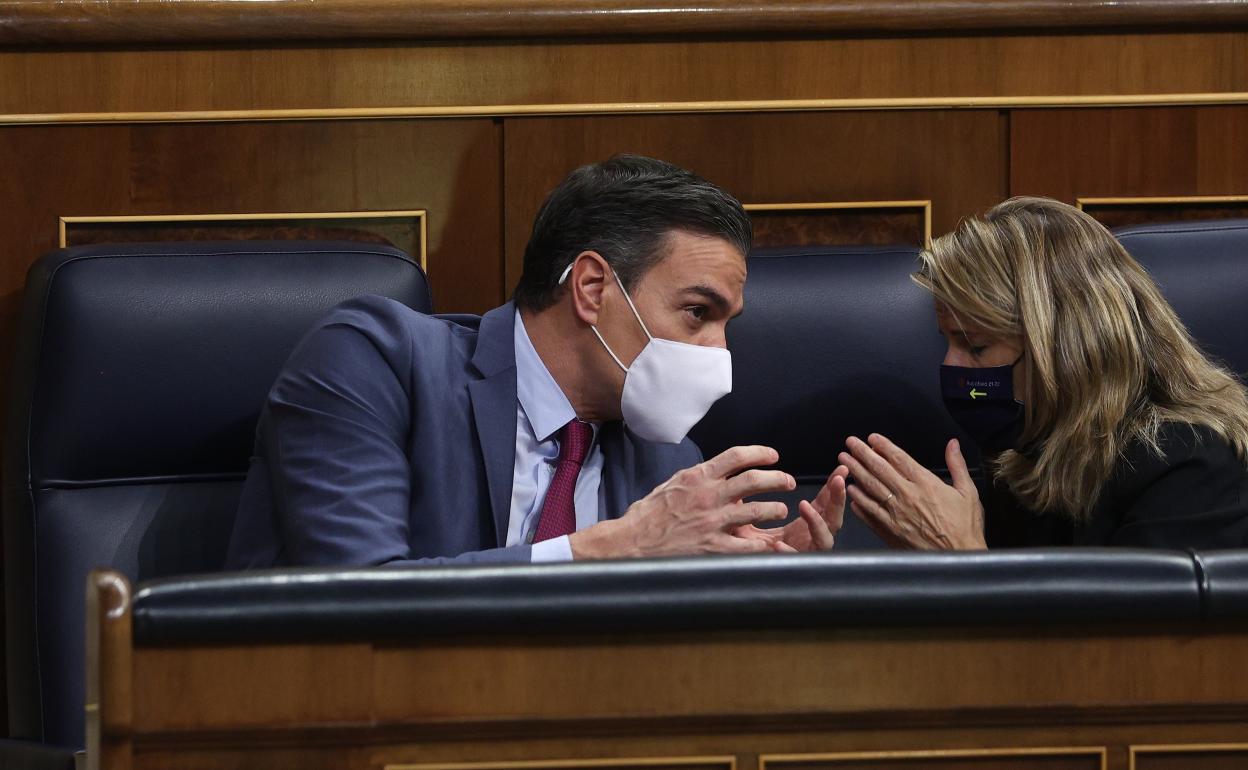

{"left": 226, "top": 155, "right": 845, "bottom": 566}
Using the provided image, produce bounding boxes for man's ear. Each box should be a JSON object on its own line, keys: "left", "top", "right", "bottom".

{"left": 568, "top": 251, "right": 610, "bottom": 326}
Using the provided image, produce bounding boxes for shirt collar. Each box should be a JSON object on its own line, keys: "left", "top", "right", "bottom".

{"left": 514, "top": 309, "right": 579, "bottom": 443}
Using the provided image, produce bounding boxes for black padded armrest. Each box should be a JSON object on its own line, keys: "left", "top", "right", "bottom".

{"left": 132, "top": 550, "right": 1201, "bottom": 645}
{"left": 1194, "top": 550, "right": 1248, "bottom": 618}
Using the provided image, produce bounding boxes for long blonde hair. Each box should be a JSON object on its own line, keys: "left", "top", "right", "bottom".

{"left": 915, "top": 197, "right": 1248, "bottom": 518}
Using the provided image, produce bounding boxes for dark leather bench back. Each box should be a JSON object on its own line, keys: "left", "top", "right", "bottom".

{"left": 690, "top": 246, "right": 972, "bottom": 548}
{"left": 1119, "top": 223, "right": 1248, "bottom": 623}
{"left": 2, "top": 241, "right": 431, "bottom": 748}
{"left": 691, "top": 246, "right": 972, "bottom": 480}
{"left": 695, "top": 221, "right": 1248, "bottom": 485}
{"left": 1115, "top": 219, "right": 1248, "bottom": 378}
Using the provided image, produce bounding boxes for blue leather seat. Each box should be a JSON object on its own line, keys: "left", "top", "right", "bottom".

{"left": 691, "top": 245, "right": 972, "bottom": 549}
{"left": 692, "top": 224, "right": 1248, "bottom": 549}
{"left": 1114, "top": 219, "right": 1248, "bottom": 619}
{"left": 1115, "top": 219, "right": 1248, "bottom": 378}
{"left": 1, "top": 241, "right": 431, "bottom": 759}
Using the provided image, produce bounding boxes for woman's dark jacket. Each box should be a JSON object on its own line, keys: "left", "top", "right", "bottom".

{"left": 985, "top": 422, "right": 1248, "bottom": 548}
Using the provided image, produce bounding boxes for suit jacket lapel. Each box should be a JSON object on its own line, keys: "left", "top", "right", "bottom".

{"left": 468, "top": 303, "right": 519, "bottom": 547}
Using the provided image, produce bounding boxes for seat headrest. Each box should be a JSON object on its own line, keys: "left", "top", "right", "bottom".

{"left": 13, "top": 241, "right": 431, "bottom": 484}
{"left": 1115, "top": 219, "right": 1248, "bottom": 378}
{"left": 691, "top": 246, "right": 974, "bottom": 479}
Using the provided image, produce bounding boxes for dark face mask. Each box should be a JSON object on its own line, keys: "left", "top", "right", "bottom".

{"left": 940, "top": 357, "right": 1024, "bottom": 456}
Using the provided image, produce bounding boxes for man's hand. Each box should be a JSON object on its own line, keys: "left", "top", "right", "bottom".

{"left": 733, "top": 467, "right": 847, "bottom": 552}
{"left": 570, "top": 445, "right": 796, "bottom": 559}
{"left": 839, "top": 434, "right": 986, "bottom": 550}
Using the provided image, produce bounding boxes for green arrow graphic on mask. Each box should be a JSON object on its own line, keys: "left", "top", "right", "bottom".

{"left": 969, "top": 389, "right": 987, "bottom": 399}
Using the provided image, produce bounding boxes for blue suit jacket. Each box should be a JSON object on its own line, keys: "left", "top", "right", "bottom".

{"left": 225, "top": 296, "right": 702, "bottom": 567}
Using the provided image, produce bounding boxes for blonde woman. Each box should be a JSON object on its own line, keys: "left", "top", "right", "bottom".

{"left": 839, "top": 197, "right": 1248, "bottom": 549}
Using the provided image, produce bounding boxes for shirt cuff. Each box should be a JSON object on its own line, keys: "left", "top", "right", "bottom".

{"left": 530, "top": 535, "right": 574, "bottom": 563}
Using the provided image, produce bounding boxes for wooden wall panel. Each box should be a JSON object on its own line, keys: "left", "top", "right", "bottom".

{"left": 62, "top": 216, "right": 422, "bottom": 260}
{"left": 0, "top": 118, "right": 503, "bottom": 385}
{"left": 1131, "top": 746, "right": 1248, "bottom": 769}
{"left": 388, "top": 760, "right": 735, "bottom": 770}
{"left": 502, "top": 111, "right": 1005, "bottom": 287}
{"left": 762, "top": 752, "right": 1103, "bottom": 770}
{"left": 750, "top": 206, "right": 928, "bottom": 249}
{"left": 3, "top": 32, "right": 1248, "bottom": 120}
{"left": 5, "top": 0, "right": 1247, "bottom": 46}
{"left": 1078, "top": 200, "right": 1248, "bottom": 230}
{"left": 1009, "top": 106, "right": 1248, "bottom": 211}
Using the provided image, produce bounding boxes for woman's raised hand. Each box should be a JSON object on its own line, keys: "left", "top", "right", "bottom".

{"left": 838, "top": 434, "right": 987, "bottom": 550}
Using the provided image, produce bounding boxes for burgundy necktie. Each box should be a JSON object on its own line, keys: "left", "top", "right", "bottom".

{"left": 532, "top": 419, "right": 594, "bottom": 543}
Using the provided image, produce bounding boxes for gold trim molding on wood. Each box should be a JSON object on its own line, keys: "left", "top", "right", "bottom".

{"left": 58, "top": 210, "right": 428, "bottom": 271}
{"left": 745, "top": 199, "right": 933, "bottom": 248}
{"left": 6, "top": 92, "right": 1248, "bottom": 126}
{"left": 1128, "top": 743, "right": 1248, "bottom": 770}
{"left": 762, "top": 746, "right": 1108, "bottom": 769}
{"left": 1078, "top": 195, "right": 1248, "bottom": 209}
{"left": 387, "top": 757, "right": 736, "bottom": 770}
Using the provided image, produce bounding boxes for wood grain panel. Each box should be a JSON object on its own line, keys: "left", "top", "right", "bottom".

{"left": 1131, "top": 746, "right": 1248, "bottom": 770}
{"left": 388, "top": 759, "right": 735, "bottom": 770}
{"left": 762, "top": 750, "right": 1103, "bottom": 770}
{"left": 768, "top": 759, "right": 1095, "bottom": 770}
{"left": 62, "top": 214, "right": 425, "bottom": 269}
{"left": 133, "top": 645, "right": 375, "bottom": 730}
{"left": 3, "top": 33, "right": 1247, "bottom": 119}
{"left": 502, "top": 112, "right": 1003, "bottom": 288}
{"left": 366, "top": 629, "right": 1248, "bottom": 723}
{"left": 0, "top": 118, "right": 501, "bottom": 381}
{"left": 1009, "top": 106, "right": 1248, "bottom": 205}
{"left": 133, "top": 746, "right": 368, "bottom": 770}
{"left": 122, "top": 627, "right": 1248, "bottom": 735}
{"left": 750, "top": 208, "right": 927, "bottom": 249}
{"left": 4, "top": 0, "right": 1247, "bottom": 46}
{"left": 65, "top": 222, "right": 395, "bottom": 250}
{"left": 1078, "top": 200, "right": 1248, "bottom": 230}
{"left": 114, "top": 627, "right": 1248, "bottom": 769}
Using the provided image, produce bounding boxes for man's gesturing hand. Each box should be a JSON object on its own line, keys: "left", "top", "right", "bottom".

{"left": 734, "top": 466, "right": 846, "bottom": 553}
{"left": 570, "top": 445, "right": 795, "bottom": 559}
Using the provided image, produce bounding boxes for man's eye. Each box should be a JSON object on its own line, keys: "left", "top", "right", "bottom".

{"left": 685, "top": 306, "right": 707, "bottom": 321}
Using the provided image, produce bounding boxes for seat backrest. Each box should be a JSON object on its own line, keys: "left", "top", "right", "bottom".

{"left": 693, "top": 224, "right": 1248, "bottom": 549}
{"left": 690, "top": 246, "right": 973, "bottom": 533}
{"left": 1114, "top": 219, "right": 1248, "bottom": 378}
{"left": 2, "top": 240, "right": 432, "bottom": 748}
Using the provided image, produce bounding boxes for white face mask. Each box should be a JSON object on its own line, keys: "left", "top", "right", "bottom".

{"left": 559, "top": 262, "right": 732, "bottom": 444}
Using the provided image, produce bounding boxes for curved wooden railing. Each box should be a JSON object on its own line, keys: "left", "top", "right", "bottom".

{"left": 3, "top": 0, "right": 1248, "bottom": 47}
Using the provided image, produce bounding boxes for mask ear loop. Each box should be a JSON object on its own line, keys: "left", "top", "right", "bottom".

{"left": 558, "top": 260, "right": 653, "bottom": 373}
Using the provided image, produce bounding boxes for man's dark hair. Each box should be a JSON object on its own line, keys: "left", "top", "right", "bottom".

{"left": 513, "top": 155, "right": 752, "bottom": 311}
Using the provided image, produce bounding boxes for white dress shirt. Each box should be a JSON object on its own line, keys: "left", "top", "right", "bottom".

{"left": 508, "top": 310, "right": 604, "bottom": 562}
